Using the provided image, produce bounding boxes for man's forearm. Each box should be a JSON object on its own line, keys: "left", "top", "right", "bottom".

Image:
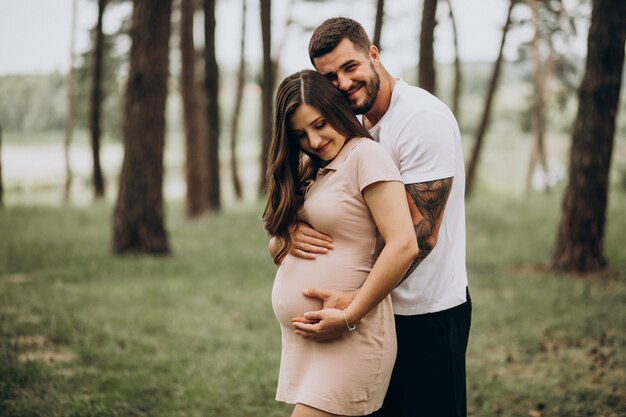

{"left": 400, "top": 177, "right": 453, "bottom": 283}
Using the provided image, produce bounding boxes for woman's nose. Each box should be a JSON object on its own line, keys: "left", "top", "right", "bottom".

{"left": 308, "top": 134, "right": 322, "bottom": 149}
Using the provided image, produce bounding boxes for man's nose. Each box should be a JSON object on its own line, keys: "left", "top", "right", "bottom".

{"left": 337, "top": 73, "right": 351, "bottom": 92}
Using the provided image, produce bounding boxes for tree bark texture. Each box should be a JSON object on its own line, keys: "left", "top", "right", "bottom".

{"left": 373, "top": 0, "right": 385, "bottom": 49}
{"left": 64, "top": 0, "right": 78, "bottom": 202}
{"left": 204, "top": 0, "right": 221, "bottom": 212}
{"left": 550, "top": 0, "right": 626, "bottom": 273}
{"left": 271, "top": 0, "right": 293, "bottom": 87}
{"left": 229, "top": 0, "right": 247, "bottom": 200}
{"left": 89, "top": 0, "right": 107, "bottom": 199}
{"left": 0, "top": 124, "right": 3, "bottom": 207}
{"left": 465, "top": 0, "right": 516, "bottom": 198}
{"left": 418, "top": 0, "right": 438, "bottom": 94}
{"left": 259, "top": 0, "right": 272, "bottom": 194}
{"left": 446, "top": 0, "right": 462, "bottom": 119}
{"left": 113, "top": 0, "right": 172, "bottom": 255}
{"left": 181, "top": 0, "right": 209, "bottom": 216}
{"left": 525, "top": 0, "right": 549, "bottom": 193}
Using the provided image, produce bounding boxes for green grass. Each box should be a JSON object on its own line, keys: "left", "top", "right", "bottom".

{"left": 1, "top": 192, "right": 625, "bottom": 417}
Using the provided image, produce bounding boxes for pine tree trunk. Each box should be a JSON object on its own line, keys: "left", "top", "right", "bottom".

{"left": 465, "top": 0, "right": 516, "bottom": 198}
{"left": 447, "top": 0, "right": 462, "bottom": 119}
{"left": 550, "top": 0, "right": 626, "bottom": 273}
{"left": 258, "top": 0, "right": 272, "bottom": 194}
{"left": 229, "top": 0, "right": 247, "bottom": 200}
{"left": 0, "top": 124, "right": 3, "bottom": 207}
{"left": 204, "top": 0, "right": 221, "bottom": 212}
{"left": 90, "top": 0, "right": 107, "bottom": 199}
{"left": 271, "top": 0, "right": 293, "bottom": 87}
{"left": 525, "top": 0, "right": 549, "bottom": 193}
{"left": 113, "top": 0, "right": 172, "bottom": 255}
{"left": 64, "top": 0, "right": 78, "bottom": 202}
{"left": 373, "top": 0, "right": 385, "bottom": 49}
{"left": 418, "top": 0, "right": 438, "bottom": 94}
{"left": 181, "top": 0, "right": 209, "bottom": 216}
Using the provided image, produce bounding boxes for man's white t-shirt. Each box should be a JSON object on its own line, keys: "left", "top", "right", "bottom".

{"left": 368, "top": 79, "right": 468, "bottom": 316}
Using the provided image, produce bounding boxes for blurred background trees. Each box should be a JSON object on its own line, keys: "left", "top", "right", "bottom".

{"left": 180, "top": 0, "right": 210, "bottom": 217}
{"left": 113, "top": 0, "right": 173, "bottom": 254}
{"left": 88, "top": 0, "right": 107, "bottom": 199}
{"left": 1, "top": 0, "right": 625, "bottom": 271}
{"left": 550, "top": 0, "right": 626, "bottom": 272}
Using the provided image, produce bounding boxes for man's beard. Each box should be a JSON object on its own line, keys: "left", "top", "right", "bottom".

{"left": 351, "top": 63, "right": 381, "bottom": 115}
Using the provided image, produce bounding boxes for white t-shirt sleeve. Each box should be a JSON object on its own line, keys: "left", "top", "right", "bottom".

{"left": 395, "top": 110, "right": 457, "bottom": 184}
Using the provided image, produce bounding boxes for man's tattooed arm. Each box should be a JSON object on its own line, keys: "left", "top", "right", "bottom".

{"left": 400, "top": 177, "right": 454, "bottom": 283}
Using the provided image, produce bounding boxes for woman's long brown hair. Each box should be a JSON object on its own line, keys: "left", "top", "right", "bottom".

{"left": 262, "top": 69, "right": 371, "bottom": 265}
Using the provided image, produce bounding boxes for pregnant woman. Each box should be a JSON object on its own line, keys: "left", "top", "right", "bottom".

{"left": 263, "top": 70, "right": 418, "bottom": 417}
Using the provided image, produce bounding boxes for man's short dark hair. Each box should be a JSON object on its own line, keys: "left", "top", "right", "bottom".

{"left": 308, "top": 17, "right": 372, "bottom": 65}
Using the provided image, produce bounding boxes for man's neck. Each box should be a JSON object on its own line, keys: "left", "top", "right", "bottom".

{"left": 363, "top": 70, "right": 396, "bottom": 129}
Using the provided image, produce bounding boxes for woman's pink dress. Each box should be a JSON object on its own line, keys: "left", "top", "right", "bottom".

{"left": 272, "top": 137, "right": 402, "bottom": 416}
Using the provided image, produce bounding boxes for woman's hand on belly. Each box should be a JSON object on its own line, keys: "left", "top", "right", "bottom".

{"left": 292, "top": 308, "right": 348, "bottom": 342}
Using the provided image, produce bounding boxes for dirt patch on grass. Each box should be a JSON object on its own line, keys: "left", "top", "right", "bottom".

{"left": 2, "top": 273, "right": 32, "bottom": 284}
{"left": 12, "top": 334, "right": 77, "bottom": 364}
{"left": 13, "top": 334, "right": 51, "bottom": 348}
{"left": 17, "top": 350, "right": 77, "bottom": 363}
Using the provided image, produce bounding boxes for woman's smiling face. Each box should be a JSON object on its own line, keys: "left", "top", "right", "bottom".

{"left": 289, "top": 103, "right": 347, "bottom": 161}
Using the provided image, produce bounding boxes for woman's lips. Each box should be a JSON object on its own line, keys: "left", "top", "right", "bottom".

{"left": 316, "top": 142, "right": 330, "bottom": 154}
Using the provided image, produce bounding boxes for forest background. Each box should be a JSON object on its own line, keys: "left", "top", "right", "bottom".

{"left": 1, "top": 0, "right": 625, "bottom": 416}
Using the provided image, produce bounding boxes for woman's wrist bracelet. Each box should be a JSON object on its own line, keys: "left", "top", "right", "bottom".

{"left": 342, "top": 310, "right": 357, "bottom": 332}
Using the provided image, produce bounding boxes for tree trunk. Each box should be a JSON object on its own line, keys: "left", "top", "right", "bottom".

{"left": 418, "top": 0, "right": 438, "bottom": 94}
{"left": 271, "top": 0, "right": 293, "bottom": 87}
{"left": 373, "top": 0, "right": 385, "bottom": 49}
{"left": 258, "top": 0, "right": 272, "bottom": 194}
{"left": 446, "top": 0, "right": 462, "bottom": 118}
{"left": 63, "top": 0, "right": 78, "bottom": 202}
{"left": 550, "top": 0, "right": 626, "bottom": 273}
{"left": 89, "top": 0, "right": 107, "bottom": 199}
{"left": 229, "top": 0, "right": 247, "bottom": 200}
{"left": 525, "top": 0, "right": 549, "bottom": 194}
{"left": 113, "top": 0, "right": 172, "bottom": 255}
{"left": 181, "top": 0, "right": 209, "bottom": 216}
{"left": 0, "top": 124, "right": 3, "bottom": 207}
{"left": 204, "top": 0, "right": 221, "bottom": 212}
{"left": 465, "top": 0, "right": 516, "bottom": 198}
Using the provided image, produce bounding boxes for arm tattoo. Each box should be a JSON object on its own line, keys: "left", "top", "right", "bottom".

{"left": 400, "top": 177, "right": 453, "bottom": 283}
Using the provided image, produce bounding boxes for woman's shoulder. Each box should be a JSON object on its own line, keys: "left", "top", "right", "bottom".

{"left": 347, "top": 137, "right": 399, "bottom": 173}
{"left": 350, "top": 137, "right": 384, "bottom": 154}
{"left": 348, "top": 137, "right": 391, "bottom": 162}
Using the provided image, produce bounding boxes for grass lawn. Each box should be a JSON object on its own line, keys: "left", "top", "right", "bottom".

{"left": 1, "top": 191, "right": 625, "bottom": 417}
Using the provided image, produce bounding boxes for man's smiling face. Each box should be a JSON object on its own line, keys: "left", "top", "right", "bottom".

{"left": 313, "top": 38, "right": 381, "bottom": 115}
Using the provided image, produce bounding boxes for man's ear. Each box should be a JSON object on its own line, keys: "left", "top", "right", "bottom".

{"left": 368, "top": 44, "right": 380, "bottom": 66}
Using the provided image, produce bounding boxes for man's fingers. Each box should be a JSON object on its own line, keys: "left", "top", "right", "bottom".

{"left": 298, "top": 225, "right": 333, "bottom": 243}
{"left": 290, "top": 248, "right": 317, "bottom": 259}
{"left": 299, "top": 241, "right": 331, "bottom": 253}
{"left": 302, "top": 288, "right": 329, "bottom": 301}
{"left": 294, "top": 224, "right": 333, "bottom": 250}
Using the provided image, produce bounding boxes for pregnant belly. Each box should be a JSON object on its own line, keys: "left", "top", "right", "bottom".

{"left": 271, "top": 251, "right": 370, "bottom": 327}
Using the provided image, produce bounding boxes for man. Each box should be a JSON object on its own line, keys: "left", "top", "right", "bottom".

{"left": 285, "top": 17, "right": 472, "bottom": 417}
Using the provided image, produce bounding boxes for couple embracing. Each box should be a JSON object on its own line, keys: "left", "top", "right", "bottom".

{"left": 263, "top": 17, "right": 472, "bottom": 417}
